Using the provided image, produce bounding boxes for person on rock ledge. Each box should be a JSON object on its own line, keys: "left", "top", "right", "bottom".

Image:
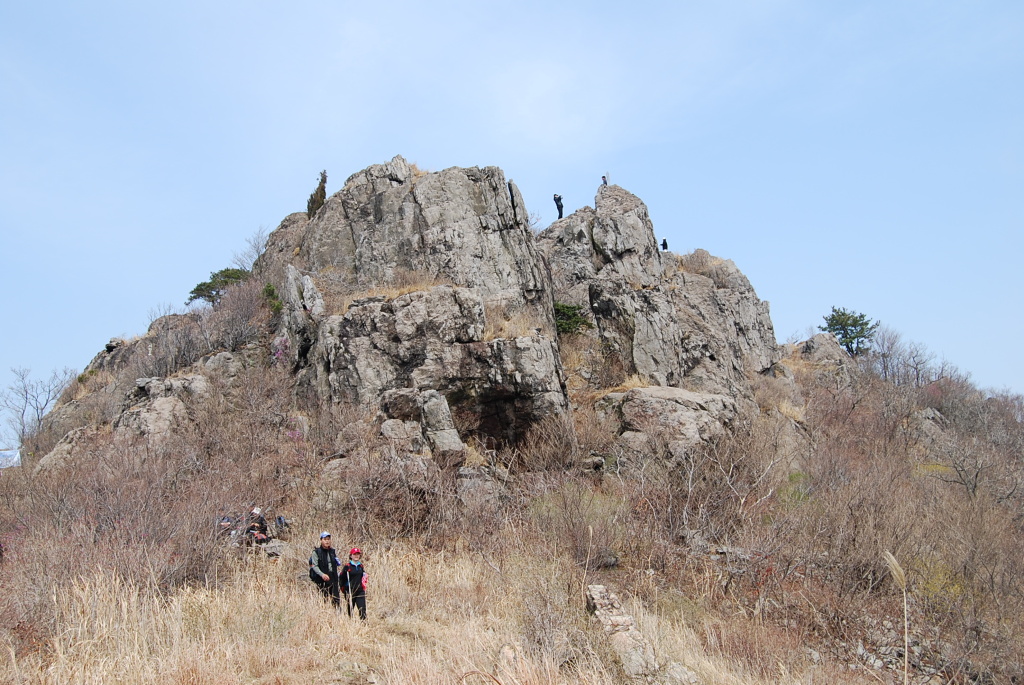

{"left": 553, "top": 194, "right": 563, "bottom": 219}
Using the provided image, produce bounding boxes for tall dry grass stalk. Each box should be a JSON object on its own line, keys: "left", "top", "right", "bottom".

{"left": 883, "top": 550, "right": 909, "bottom": 685}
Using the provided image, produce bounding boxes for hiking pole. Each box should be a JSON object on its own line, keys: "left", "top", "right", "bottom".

{"left": 346, "top": 569, "right": 354, "bottom": 617}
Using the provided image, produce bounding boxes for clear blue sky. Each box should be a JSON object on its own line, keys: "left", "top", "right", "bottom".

{"left": 1, "top": 1, "right": 1022, "bottom": 441}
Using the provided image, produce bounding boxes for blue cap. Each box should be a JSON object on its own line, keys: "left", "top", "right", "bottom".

{"left": 320, "top": 531, "right": 331, "bottom": 539}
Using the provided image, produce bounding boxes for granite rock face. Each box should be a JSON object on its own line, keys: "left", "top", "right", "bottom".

{"left": 257, "top": 157, "right": 569, "bottom": 448}
{"left": 275, "top": 267, "right": 567, "bottom": 448}
{"left": 597, "top": 386, "right": 738, "bottom": 461}
{"left": 537, "top": 187, "right": 781, "bottom": 399}
{"left": 267, "top": 155, "right": 555, "bottom": 332}
{"left": 39, "top": 158, "right": 786, "bottom": 473}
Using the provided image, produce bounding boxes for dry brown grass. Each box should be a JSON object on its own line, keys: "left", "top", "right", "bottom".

{"left": 602, "top": 374, "right": 649, "bottom": 395}
{"left": 0, "top": 530, "right": 712, "bottom": 685}
{"left": 482, "top": 303, "right": 543, "bottom": 341}
{"left": 2, "top": 524, "right": 848, "bottom": 685}
{"left": 328, "top": 271, "right": 456, "bottom": 315}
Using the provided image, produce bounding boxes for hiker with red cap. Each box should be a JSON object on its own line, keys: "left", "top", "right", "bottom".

{"left": 341, "top": 547, "right": 368, "bottom": 620}
{"left": 309, "top": 532, "right": 343, "bottom": 608}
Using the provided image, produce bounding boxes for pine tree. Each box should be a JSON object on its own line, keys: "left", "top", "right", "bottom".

{"left": 307, "top": 170, "right": 327, "bottom": 218}
{"left": 187, "top": 268, "right": 251, "bottom": 305}
{"left": 819, "top": 306, "right": 879, "bottom": 356}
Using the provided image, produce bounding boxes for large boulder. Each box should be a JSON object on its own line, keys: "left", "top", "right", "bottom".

{"left": 288, "top": 155, "right": 555, "bottom": 332}
{"left": 598, "top": 386, "right": 737, "bottom": 460}
{"left": 113, "top": 375, "right": 210, "bottom": 444}
{"left": 537, "top": 188, "right": 780, "bottom": 402}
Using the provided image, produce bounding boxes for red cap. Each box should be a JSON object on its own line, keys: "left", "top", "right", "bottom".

{"left": 350, "top": 548, "right": 362, "bottom": 556}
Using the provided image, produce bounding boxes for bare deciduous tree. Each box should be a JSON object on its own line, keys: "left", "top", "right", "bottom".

{"left": 232, "top": 225, "right": 270, "bottom": 271}
{"left": 0, "top": 367, "right": 75, "bottom": 446}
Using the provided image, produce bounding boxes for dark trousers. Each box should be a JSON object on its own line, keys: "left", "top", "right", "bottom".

{"left": 345, "top": 592, "right": 367, "bottom": 619}
{"left": 316, "top": 576, "right": 341, "bottom": 608}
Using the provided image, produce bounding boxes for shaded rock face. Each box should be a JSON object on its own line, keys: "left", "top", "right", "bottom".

{"left": 277, "top": 270, "right": 568, "bottom": 447}
{"left": 288, "top": 155, "right": 555, "bottom": 332}
{"left": 537, "top": 187, "right": 780, "bottom": 399}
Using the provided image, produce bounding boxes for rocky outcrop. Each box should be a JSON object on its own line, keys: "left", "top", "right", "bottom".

{"left": 33, "top": 427, "right": 94, "bottom": 473}
{"left": 258, "top": 158, "right": 573, "bottom": 447}
{"left": 379, "top": 388, "right": 467, "bottom": 466}
{"left": 280, "top": 155, "right": 555, "bottom": 332}
{"left": 44, "top": 157, "right": 786, "bottom": 478}
{"left": 586, "top": 584, "right": 700, "bottom": 684}
{"left": 276, "top": 269, "right": 568, "bottom": 447}
{"left": 597, "top": 387, "right": 737, "bottom": 461}
{"left": 537, "top": 187, "right": 780, "bottom": 400}
{"left": 797, "top": 332, "right": 849, "bottom": 365}
{"left": 113, "top": 375, "right": 210, "bottom": 445}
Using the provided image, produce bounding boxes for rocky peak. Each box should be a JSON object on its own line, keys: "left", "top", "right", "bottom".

{"left": 593, "top": 184, "right": 664, "bottom": 285}
{"left": 537, "top": 185, "right": 781, "bottom": 399}
{"left": 40, "top": 157, "right": 784, "bottom": 471}
{"left": 285, "top": 155, "right": 553, "bottom": 332}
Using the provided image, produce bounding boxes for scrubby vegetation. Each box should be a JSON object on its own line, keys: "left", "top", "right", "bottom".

{"left": 1, "top": 271, "right": 1022, "bottom": 684}
{"left": 186, "top": 267, "right": 251, "bottom": 306}
{"left": 553, "top": 302, "right": 592, "bottom": 336}
{"left": 307, "top": 170, "right": 327, "bottom": 219}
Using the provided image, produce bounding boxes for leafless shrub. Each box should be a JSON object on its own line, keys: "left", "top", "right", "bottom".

{"left": 560, "top": 334, "right": 632, "bottom": 395}
{"left": 231, "top": 225, "right": 270, "bottom": 271}
{"left": 127, "top": 313, "right": 205, "bottom": 378}
{"left": 336, "top": 447, "right": 461, "bottom": 545}
{"left": 528, "top": 475, "right": 625, "bottom": 571}
{"left": 201, "top": 278, "right": 271, "bottom": 352}
{"left": 509, "top": 413, "right": 579, "bottom": 472}
{"left": 747, "top": 368, "right": 804, "bottom": 420}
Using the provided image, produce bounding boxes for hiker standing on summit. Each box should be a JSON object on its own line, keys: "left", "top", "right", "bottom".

{"left": 341, "top": 548, "right": 368, "bottom": 620}
{"left": 553, "top": 194, "right": 563, "bottom": 219}
{"left": 309, "top": 532, "right": 343, "bottom": 608}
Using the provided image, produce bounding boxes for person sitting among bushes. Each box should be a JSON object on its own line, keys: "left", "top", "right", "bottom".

{"left": 245, "top": 507, "right": 269, "bottom": 545}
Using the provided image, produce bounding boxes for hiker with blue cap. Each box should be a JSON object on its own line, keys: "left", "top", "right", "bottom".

{"left": 309, "top": 531, "right": 343, "bottom": 608}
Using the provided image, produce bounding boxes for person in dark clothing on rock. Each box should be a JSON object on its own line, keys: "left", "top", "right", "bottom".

{"left": 553, "top": 194, "right": 563, "bottom": 219}
{"left": 661, "top": 238, "right": 668, "bottom": 251}
{"left": 309, "top": 532, "right": 342, "bottom": 608}
{"left": 341, "top": 547, "right": 368, "bottom": 620}
{"left": 601, "top": 175, "right": 608, "bottom": 185}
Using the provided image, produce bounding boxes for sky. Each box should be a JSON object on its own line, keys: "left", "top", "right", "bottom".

{"left": 1, "top": 1, "right": 1022, "bottom": 446}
